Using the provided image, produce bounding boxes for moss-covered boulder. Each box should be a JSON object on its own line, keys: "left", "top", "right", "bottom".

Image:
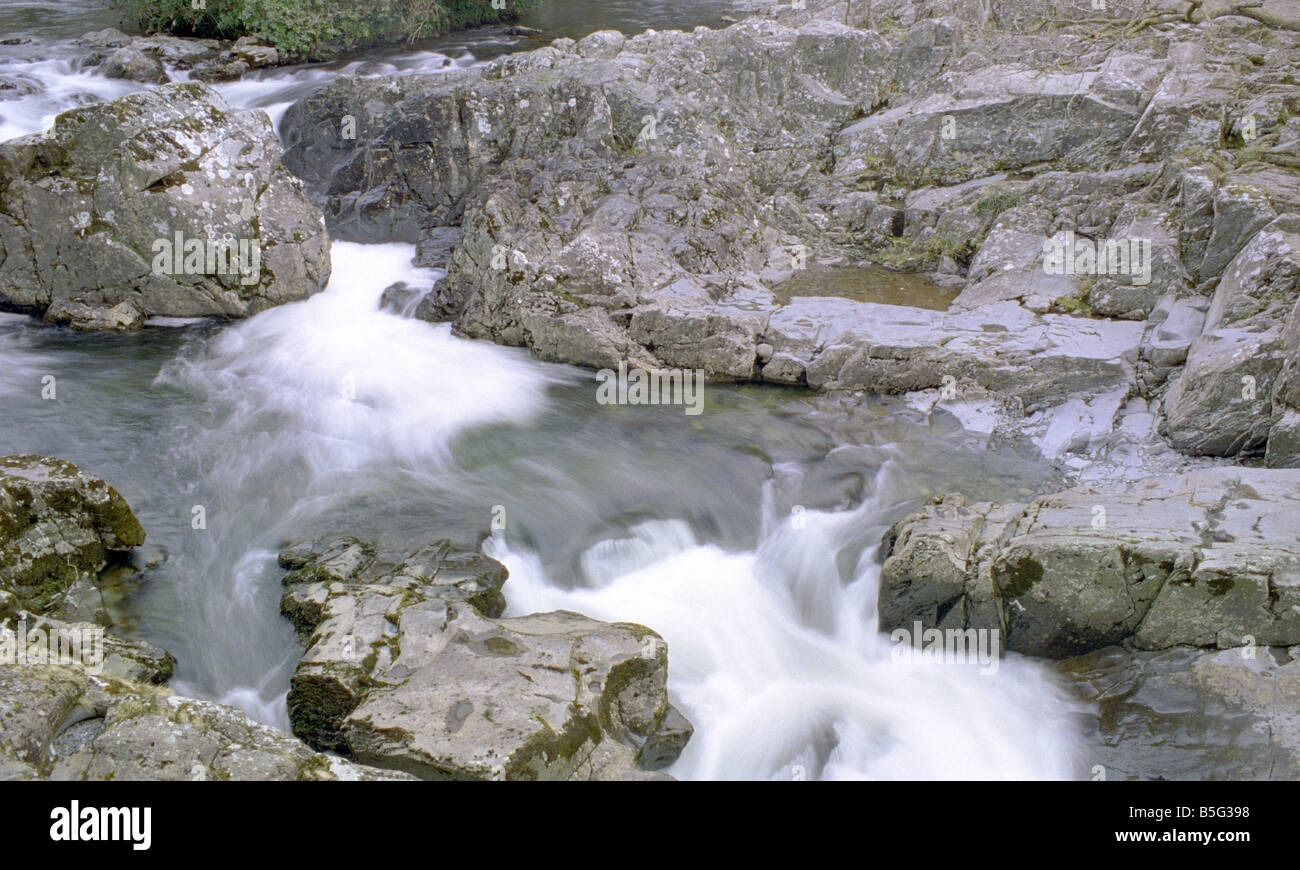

{"left": 0, "top": 457, "right": 145, "bottom": 613}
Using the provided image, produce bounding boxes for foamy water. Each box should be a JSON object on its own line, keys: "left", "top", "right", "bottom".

{"left": 150, "top": 242, "right": 564, "bottom": 723}
{"left": 489, "top": 473, "right": 1084, "bottom": 780}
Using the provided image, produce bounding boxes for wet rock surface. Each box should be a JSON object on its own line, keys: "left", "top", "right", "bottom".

{"left": 1063, "top": 644, "right": 1300, "bottom": 780}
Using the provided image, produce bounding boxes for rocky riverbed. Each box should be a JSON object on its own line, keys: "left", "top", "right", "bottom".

{"left": 2, "top": 0, "right": 1300, "bottom": 780}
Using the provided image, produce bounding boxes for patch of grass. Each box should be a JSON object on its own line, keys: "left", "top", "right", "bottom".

{"left": 975, "top": 190, "right": 1021, "bottom": 217}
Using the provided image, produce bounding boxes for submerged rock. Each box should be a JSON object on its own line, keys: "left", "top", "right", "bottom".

{"left": 0, "top": 456, "right": 145, "bottom": 614}
{"left": 281, "top": 538, "right": 691, "bottom": 779}
{"left": 0, "top": 82, "right": 330, "bottom": 327}
{"left": 879, "top": 468, "right": 1300, "bottom": 658}
{"left": 98, "top": 46, "right": 169, "bottom": 84}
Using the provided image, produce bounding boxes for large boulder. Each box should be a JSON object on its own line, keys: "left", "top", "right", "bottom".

{"left": 281, "top": 538, "right": 691, "bottom": 780}
{"left": 98, "top": 46, "right": 169, "bottom": 84}
{"left": 0, "top": 82, "right": 330, "bottom": 327}
{"left": 0, "top": 456, "right": 145, "bottom": 613}
{"left": 1164, "top": 215, "right": 1300, "bottom": 462}
{"left": 879, "top": 468, "right": 1300, "bottom": 658}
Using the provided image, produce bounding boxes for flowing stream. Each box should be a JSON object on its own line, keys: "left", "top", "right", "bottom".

{"left": 0, "top": 0, "right": 1087, "bottom": 779}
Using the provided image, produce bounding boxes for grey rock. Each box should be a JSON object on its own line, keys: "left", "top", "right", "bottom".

{"left": 77, "top": 28, "right": 130, "bottom": 50}
{"left": 0, "top": 73, "right": 42, "bottom": 101}
{"left": 0, "top": 598, "right": 407, "bottom": 781}
{"left": 0, "top": 456, "right": 145, "bottom": 614}
{"left": 1064, "top": 646, "right": 1300, "bottom": 780}
{"left": 0, "top": 82, "right": 330, "bottom": 325}
{"left": 233, "top": 37, "right": 278, "bottom": 68}
{"left": 44, "top": 300, "right": 145, "bottom": 331}
{"left": 413, "top": 225, "right": 462, "bottom": 269}
{"left": 879, "top": 468, "right": 1300, "bottom": 658}
{"left": 1142, "top": 295, "right": 1206, "bottom": 370}
{"left": 99, "top": 47, "right": 169, "bottom": 84}
{"left": 833, "top": 57, "right": 1157, "bottom": 189}
{"left": 1196, "top": 179, "right": 1277, "bottom": 283}
{"left": 765, "top": 298, "right": 1144, "bottom": 409}
{"left": 1164, "top": 215, "right": 1300, "bottom": 458}
{"left": 282, "top": 538, "right": 690, "bottom": 779}
{"left": 278, "top": 537, "right": 508, "bottom": 636}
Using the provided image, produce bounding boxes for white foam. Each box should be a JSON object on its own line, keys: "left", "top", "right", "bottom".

{"left": 488, "top": 476, "right": 1085, "bottom": 781}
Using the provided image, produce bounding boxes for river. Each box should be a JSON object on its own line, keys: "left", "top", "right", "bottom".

{"left": 0, "top": 0, "right": 1085, "bottom": 779}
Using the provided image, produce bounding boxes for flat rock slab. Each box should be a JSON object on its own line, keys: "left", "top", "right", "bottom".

{"left": 880, "top": 467, "right": 1300, "bottom": 658}
{"left": 766, "top": 298, "right": 1144, "bottom": 405}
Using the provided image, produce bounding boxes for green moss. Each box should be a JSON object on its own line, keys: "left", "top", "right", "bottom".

{"left": 866, "top": 233, "right": 980, "bottom": 269}
{"left": 1207, "top": 577, "right": 1234, "bottom": 597}
{"left": 1233, "top": 146, "right": 1266, "bottom": 167}
{"left": 545, "top": 286, "right": 584, "bottom": 307}
{"left": 999, "top": 556, "right": 1043, "bottom": 599}
{"left": 849, "top": 149, "right": 965, "bottom": 192}
{"left": 295, "top": 753, "right": 333, "bottom": 780}
{"left": 1053, "top": 294, "right": 1092, "bottom": 316}
{"left": 1052, "top": 277, "right": 1094, "bottom": 316}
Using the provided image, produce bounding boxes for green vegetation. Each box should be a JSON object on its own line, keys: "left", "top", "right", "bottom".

{"left": 866, "top": 233, "right": 981, "bottom": 270}
{"left": 111, "top": 0, "right": 534, "bottom": 60}
{"left": 975, "top": 189, "right": 1021, "bottom": 217}
{"left": 999, "top": 556, "right": 1043, "bottom": 599}
{"left": 1052, "top": 278, "right": 1094, "bottom": 316}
